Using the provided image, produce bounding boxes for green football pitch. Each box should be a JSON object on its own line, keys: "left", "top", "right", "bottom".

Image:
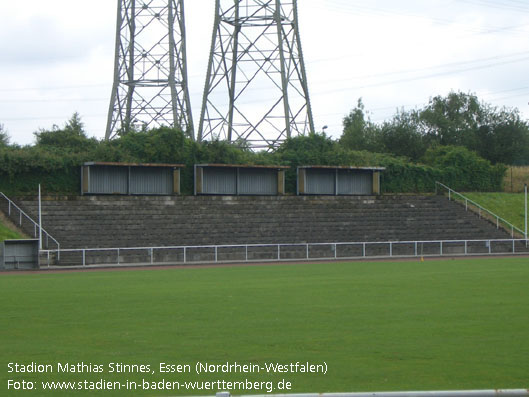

{"left": 1, "top": 257, "right": 529, "bottom": 396}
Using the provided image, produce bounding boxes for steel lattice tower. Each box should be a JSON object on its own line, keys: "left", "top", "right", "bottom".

{"left": 106, "top": 0, "right": 194, "bottom": 139}
{"left": 198, "top": 0, "right": 315, "bottom": 149}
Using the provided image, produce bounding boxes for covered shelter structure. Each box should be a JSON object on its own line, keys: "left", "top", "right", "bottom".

{"left": 81, "top": 162, "right": 184, "bottom": 196}
{"left": 297, "top": 166, "right": 385, "bottom": 196}
{"left": 0, "top": 239, "right": 40, "bottom": 270}
{"left": 194, "top": 164, "right": 289, "bottom": 196}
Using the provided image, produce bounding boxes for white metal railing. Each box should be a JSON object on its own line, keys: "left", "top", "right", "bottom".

{"left": 213, "top": 391, "right": 529, "bottom": 397}
{"left": 0, "top": 192, "right": 60, "bottom": 250}
{"left": 435, "top": 182, "right": 524, "bottom": 238}
{"left": 40, "top": 238, "right": 529, "bottom": 268}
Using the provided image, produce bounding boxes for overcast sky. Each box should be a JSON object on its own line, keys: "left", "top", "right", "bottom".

{"left": 2, "top": 0, "right": 529, "bottom": 145}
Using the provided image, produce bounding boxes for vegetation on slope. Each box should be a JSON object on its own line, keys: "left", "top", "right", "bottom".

{"left": 0, "top": 217, "right": 23, "bottom": 242}
{"left": 463, "top": 192, "right": 528, "bottom": 232}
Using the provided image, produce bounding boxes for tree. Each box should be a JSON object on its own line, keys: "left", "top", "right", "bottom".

{"left": 418, "top": 92, "right": 483, "bottom": 149}
{"left": 0, "top": 124, "right": 9, "bottom": 147}
{"left": 34, "top": 113, "right": 97, "bottom": 152}
{"left": 378, "top": 110, "right": 427, "bottom": 161}
{"left": 340, "top": 98, "right": 380, "bottom": 152}
{"left": 415, "top": 91, "right": 529, "bottom": 164}
{"left": 342, "top": 92, "right": 529, "bottom": 165}
{"left": 474, "top": 107, "right": 529, "bottom": 165}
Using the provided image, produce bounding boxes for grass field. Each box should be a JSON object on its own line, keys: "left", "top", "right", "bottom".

{"left": 463, "top": 192, "right": 526, "bottom": 232}
{"left": 1, "top": 257, "right": 529, "bottom": 396}
{"left": 0, "top": 217, "right": 23, "bottom": 242}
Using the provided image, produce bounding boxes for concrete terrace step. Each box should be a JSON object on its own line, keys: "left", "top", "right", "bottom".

{"left": 10, "top": 195, "right": 513, "bottom": 250}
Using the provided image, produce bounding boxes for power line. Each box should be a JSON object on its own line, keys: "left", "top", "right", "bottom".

{"left": 0, "top": 83, "right": 110, "bottom": 93}
{"left": 460, "top": 0, "right": 529, "bottom": 13}
{"left": 313, "top": 55, "right": 529, "bottom": 95}
{"left": 322, "top": 0, "right": 529, "bottom": 35}
{"left": 0, "top": 98, "right": 107, "bottom": 104}
{"left": 310, "top": 50, "right": 529, "bottom": 87}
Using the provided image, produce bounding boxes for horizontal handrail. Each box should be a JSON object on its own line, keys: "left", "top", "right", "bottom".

{"left": 40, "top": 238, "right": 529, "bottom": 268}
{"left": 0, "top": 192, "right": 60, "bottom": 250}
{"left": 38, "top": 239, "right": 529, "bottom": 253}
{"left": 435, "top": 182, "right": 524, "bottom": 237}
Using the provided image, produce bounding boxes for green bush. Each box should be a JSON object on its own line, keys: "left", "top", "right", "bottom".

{"left": 0, "top": 126, "right": 506, "bottom": 196}
{"left": 422, "top": 146, "right": 506, "bottom": 191}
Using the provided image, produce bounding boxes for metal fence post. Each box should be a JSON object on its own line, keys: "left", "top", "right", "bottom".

{"left": 184, "top": 247, "right": 187, "bottom": 263}
{"left": 83, "top": 250, "right": 86, "bottom": 267}
{"left": 524, "top": 183, "right": 528, "bottom": 243}
{"left": 117, "top": 248, "right": 120, "bottom": 265}
{"left": 150, "top": 248, "right": 154, "bottom": 265}
{"left": 440, "top": 241, "right": 443, "bottom": 256}
{"left": 362, "top": 243, "right": 366, "bottom": 257}
{"left": 334, "top": 243, "right": 337, "bottom": 259}
{"left": 215, "top": 246, "right": 218, "bottom": 263}
{"left": 306, "top": 244, "right": 309, "bottom": 260}
{"left": 277, "top": 245, "right": 280, "bottom": 261}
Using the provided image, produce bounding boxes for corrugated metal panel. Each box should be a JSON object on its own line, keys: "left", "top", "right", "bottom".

{"left": 305, "top": 169, "right": 336, "bottom": 195}
{"left": 202, "top": 167, "right": 237, "bottom": 194}
{"left": 2, "top": 240, "right": 39, "bottom": 269}
{"left": 89, "top": 166, "right": 128, "bottom": 194}
{"left": 239, "top": 169, "right": 278, "bottom": 195}
{"left": 338, "top": 170, "right": 373, "bottom": 195}
{"left": 130, "top": 167, "right": 173, "bottom": 195}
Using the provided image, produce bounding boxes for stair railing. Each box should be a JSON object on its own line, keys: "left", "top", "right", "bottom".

{"left": 0, "top": 192, "right": 60, "bottom": 251}
{"left": 435, "top": 182, "right": 524, "bottom": 238}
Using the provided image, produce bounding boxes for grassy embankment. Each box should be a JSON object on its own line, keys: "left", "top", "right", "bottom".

{"left": 463, "top": 192, "right": 527, "bottom": 232}
{"left": 0, "top": 216, "right": 23, "bottom": 242}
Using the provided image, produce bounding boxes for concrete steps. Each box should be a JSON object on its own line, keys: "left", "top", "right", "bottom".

{"left": 9, "top": 195, "right": 511, "bottom": 250}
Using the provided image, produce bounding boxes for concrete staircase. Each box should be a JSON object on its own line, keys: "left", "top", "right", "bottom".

{"left": 10, "top": 195, "right": 511, "bottom": 250}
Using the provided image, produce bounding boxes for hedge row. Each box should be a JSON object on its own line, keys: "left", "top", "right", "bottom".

{"left": 0, "top": 128, "right": 506, "bottom": 196}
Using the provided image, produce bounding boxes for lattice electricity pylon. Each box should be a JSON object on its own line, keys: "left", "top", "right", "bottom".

{"left": 198, "top": 0, "right": 315, "bottom": 150}
{"left": 105, "top": 0, "right": 194, "bottom": 139}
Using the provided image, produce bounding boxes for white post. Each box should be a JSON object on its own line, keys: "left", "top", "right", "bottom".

{"left": 525, "top": 183, "right": 527, "bottom": 243}
{"left": 38, "top": 184, "right": 43, "bottom": 250}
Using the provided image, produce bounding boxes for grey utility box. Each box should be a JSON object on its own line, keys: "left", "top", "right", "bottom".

{"left": 0, "top": 239, "right": 40, "bottom": 270}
